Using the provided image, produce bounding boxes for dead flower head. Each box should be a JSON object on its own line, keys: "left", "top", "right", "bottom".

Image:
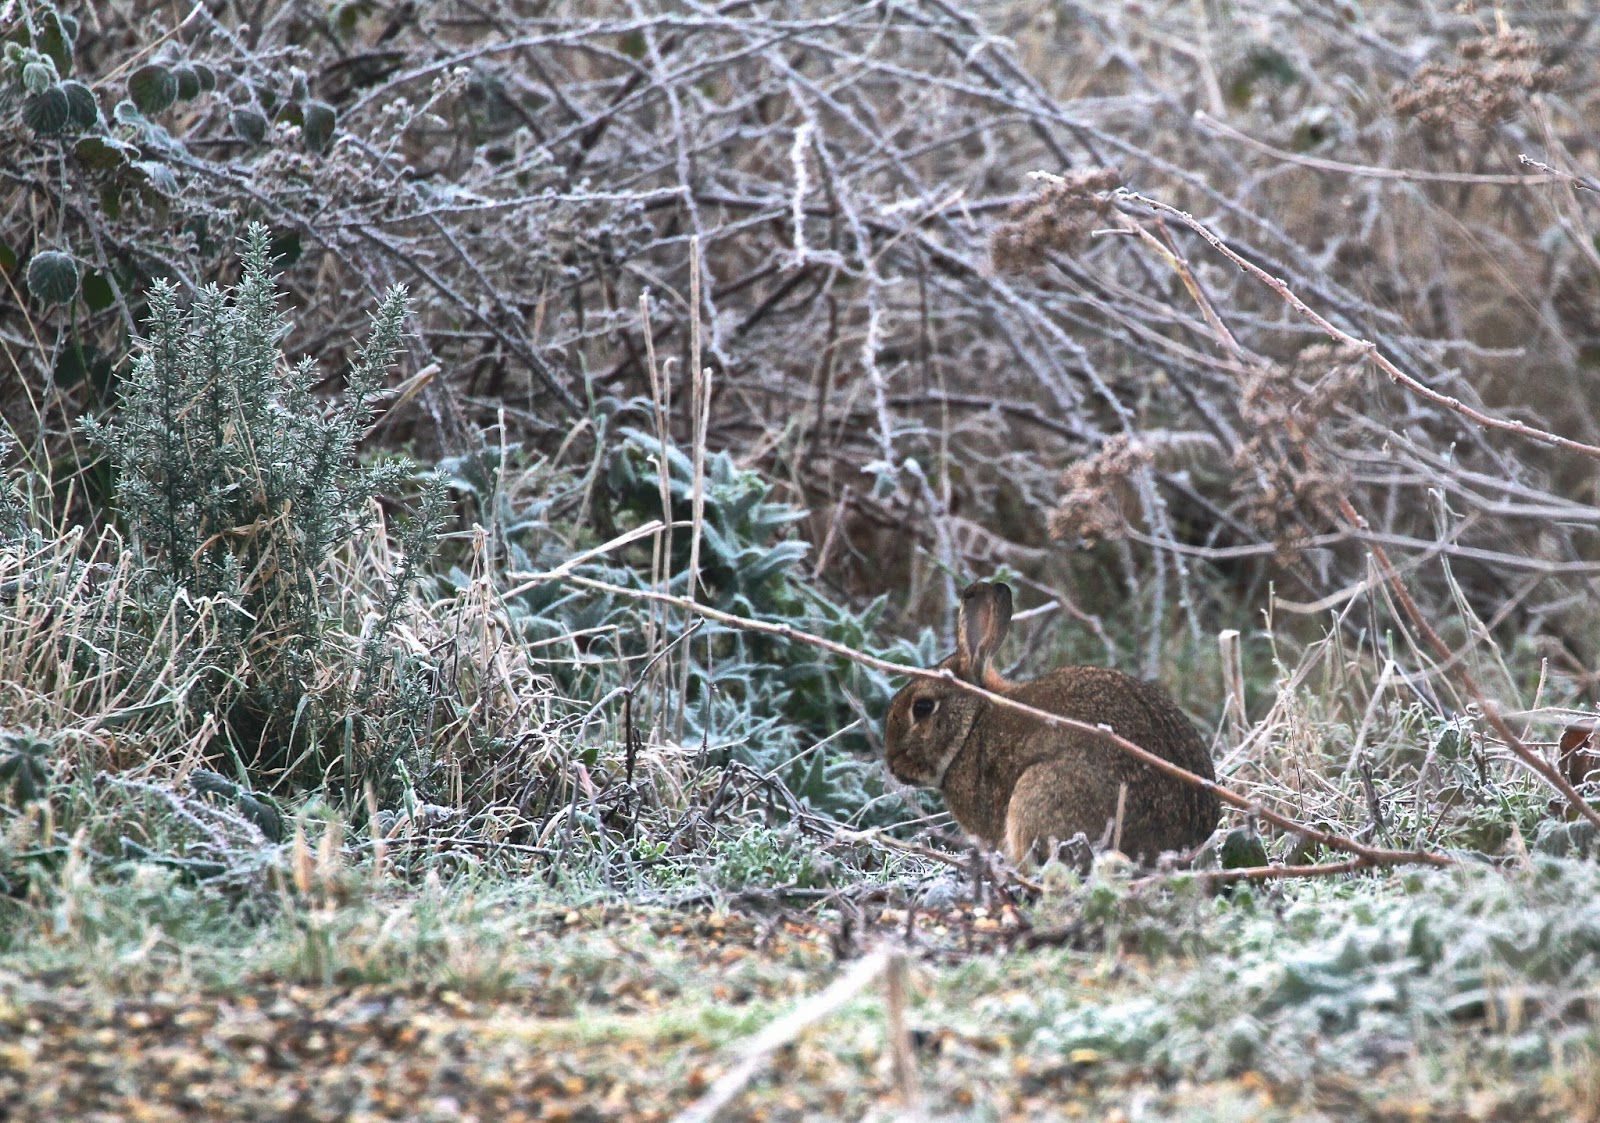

{"left": 1049, "top": 434, "right": 1153, "bottom": 545}
{"left": 991, "top": 168, "right": 1121, "bottom": 273}
{"left": 1392, "top": 28, "right": 1563, "bottom": 131}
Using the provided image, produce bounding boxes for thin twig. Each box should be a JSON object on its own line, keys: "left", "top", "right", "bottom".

{"left": 1198, "top": 112, "right": 1556, "bottom": 186}
{"left": 1337, "top": 497, "right": 1600, "bottom": 833}
{"left": 670, "top": 949, "right": 893, "bottom": 1123}
{"left": 1120, "top": 190, "right": 1600, "bottom": 463}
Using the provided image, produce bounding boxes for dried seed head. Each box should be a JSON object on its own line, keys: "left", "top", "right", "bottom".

{"left": 1048, "top": 434, "right": 1152, "bottom": 545}
{"left": 991, "top": 169, "right": 1121, "bottom": 273}
{"left": 1392, "top": 29, "right": 1562, "bottom": 131}
{"left": 1231, "top": 344, "right": 1367, "bottom": 543}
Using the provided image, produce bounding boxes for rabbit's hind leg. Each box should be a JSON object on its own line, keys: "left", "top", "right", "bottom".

{"left": 1002, "top": 757, "right": 1117, "bottom": 868}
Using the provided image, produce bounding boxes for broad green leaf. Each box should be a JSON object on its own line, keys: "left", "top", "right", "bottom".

{"left": 302, "top": 100, "right": 336, "bottom": 153}
{"left": 26, "top": 250, "right": 79, "bottom": 305}
{"left": 173, "top": 64, "right": 201, "bottom": 100}
{"left": 74, "top": 135, "right": 139, "bottom": 172}
{"left": 231, "top": 107, "right": 268, "bottom": 144}
{"left": 22, "top": 85, "right": 70, "bottom": 134}
{"left": 128, "top": 63, "right": 178, "bottom": 115}
{"left": 37, "top": 10, "right": 75, "bottom": 74}
{"left": 61, "top": 80, "right": 97, "bottom": 128}
{"left": 82, "top": 270, "right": 114, "bottom": 311}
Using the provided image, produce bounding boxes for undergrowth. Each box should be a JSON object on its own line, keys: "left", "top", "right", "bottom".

{"left": 0, "top": 1, "right": 1598, "bottom": 1115}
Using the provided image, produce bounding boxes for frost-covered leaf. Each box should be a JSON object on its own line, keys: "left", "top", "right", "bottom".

{"left": 22, "top": 60, "right": 55, "bottom": 94}
{"left": 26, "top": 251, "right": 79, "bottom": 306}
{"left": 22, "top": 85, "right": 70, "bottom": 134}
{"left": 173, "top": 65, "right": 201, "bottom": 100}
{"left": 231, "top": 107, "right": 268, "bottom": 144}
{"left": 302, "top": 100, "right": 336, "bottom": 153}
{"left": 74, "top": 135, "right": 139, "bottom": 172}
{"left": 132, "top": 160, "right": 179, "bottom": 196}
{"left": 36, "top": 10, "right": 75, "bottom": 75}
{"left": 61, "top": 80, "right": 98, "bottom": 129}
{"left": 128, "top": 63, "right": 178, "bottom": 115}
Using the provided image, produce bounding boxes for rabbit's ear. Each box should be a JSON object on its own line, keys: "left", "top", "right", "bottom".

{"left": 957, "top": 581, "right": 1012, "bottom": 684}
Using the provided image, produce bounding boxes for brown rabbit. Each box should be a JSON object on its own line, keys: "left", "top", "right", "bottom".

{"left": 883, "top": 581, "right": 1220, "bottom": 864}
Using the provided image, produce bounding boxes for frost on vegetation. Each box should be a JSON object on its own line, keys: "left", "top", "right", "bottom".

{"left": 76, "top": 221, "right": 438, "bottom": 791}
{"left": 988, "top": 862, "right": 1600, "bottom": 1088}
{"left": 458, "top": 418, "right": 928, "bottom": 829}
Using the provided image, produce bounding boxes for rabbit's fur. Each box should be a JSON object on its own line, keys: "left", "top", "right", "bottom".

{"left": 884, "top": 581, "right": 1220, "bottom": 864}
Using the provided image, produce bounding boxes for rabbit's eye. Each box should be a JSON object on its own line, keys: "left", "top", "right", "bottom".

{"left": 911, "top": 697, "right": 937, "bottom": 721}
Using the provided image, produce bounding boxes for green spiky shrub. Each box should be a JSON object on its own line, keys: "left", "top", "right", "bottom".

{"left": 0, "top": 433, "right": 27, "bottom": 547}
{"left": 83, "top": 223, "right": 422, "bottom": 789}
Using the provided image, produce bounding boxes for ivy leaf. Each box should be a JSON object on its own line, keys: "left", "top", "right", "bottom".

{"left": 193, "top": 63, "right": 218, "bottom": 92}
{"left": 128, "top": 63, "right": 178, "bottom": 115}
{"left": 26, "top": 251, "right": 79, "bottom": 306}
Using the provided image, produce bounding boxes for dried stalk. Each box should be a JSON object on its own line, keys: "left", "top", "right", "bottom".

{"left": 670, "top": 948, "right": 898, "bottom": 1123}
{"left": 1118, "top": 190, "right": 1600, "bottom": 463}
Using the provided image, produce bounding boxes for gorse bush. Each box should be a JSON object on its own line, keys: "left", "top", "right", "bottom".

{"left": 2, "top": 0, "right": 1589, "bottom": 914}
{"left": 0, "top": 432, "right": 30, "bottom": 547}
{"left": 83, "top": 224, "right": 424, "bottom": 786}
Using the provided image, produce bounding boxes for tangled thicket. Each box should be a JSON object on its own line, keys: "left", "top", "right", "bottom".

{"left": 5, "top": 2, "right": 1598, "bottom": 688}
{"left": 2, "top": 2, "right": 1600, "bottom": 901}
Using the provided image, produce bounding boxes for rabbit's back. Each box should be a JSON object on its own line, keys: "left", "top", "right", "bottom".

{"left": 1020, "top": 667, "right": 1212, "bottom": 778}
{"left": 950, "top": 666, "right": 1219, "bottom": 861}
